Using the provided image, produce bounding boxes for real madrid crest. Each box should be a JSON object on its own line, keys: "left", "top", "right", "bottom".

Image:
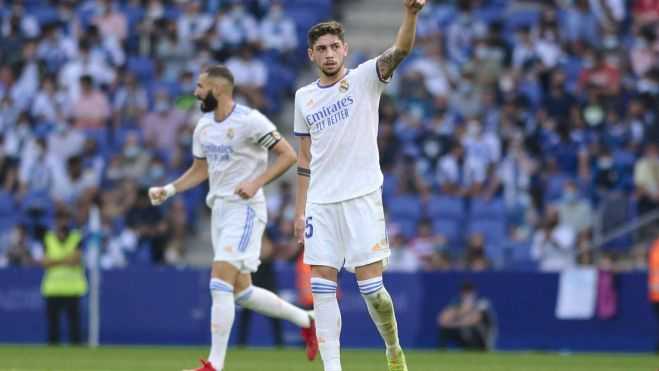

{"left": 226, "top": 128, "right": 234, "bottom": 139}
{"left": 339, "top": 79, "right": 349, "bottom": 93}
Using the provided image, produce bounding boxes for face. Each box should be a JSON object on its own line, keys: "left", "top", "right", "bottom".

{"left": 308, "top": 34, "right": 348, "bottom": 78}
{"left": 194, "top": 73, "right": 219, "bottom": 113}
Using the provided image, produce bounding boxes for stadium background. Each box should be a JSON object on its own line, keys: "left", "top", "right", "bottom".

{"left": 1, "top": 0, "right": 659, "bottom": 363}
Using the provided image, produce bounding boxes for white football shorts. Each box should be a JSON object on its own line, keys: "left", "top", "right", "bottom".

{"left": 211, "top": 199, "right": 266, "bottom": 273}
{"left": 303, "top": 189, "right": 390, "bottom": 272}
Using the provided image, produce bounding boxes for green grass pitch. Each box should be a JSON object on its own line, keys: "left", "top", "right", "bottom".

{"left": 0, "top": 345, "right": 656, "bottom": 371}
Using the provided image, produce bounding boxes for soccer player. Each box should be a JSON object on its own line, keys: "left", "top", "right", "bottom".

{"left": 148, "top": 65, "right": 318, "bottom": 371}
{"left": 293, "top": 1, "right": 425, "bottom": 370}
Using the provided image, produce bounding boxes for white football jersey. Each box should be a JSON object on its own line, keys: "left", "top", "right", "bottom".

{"left": 192, "top": 104, "right": 278, "bottom": 216}
{"left": 294, "top": 57, "right": 387, "bottom": 204}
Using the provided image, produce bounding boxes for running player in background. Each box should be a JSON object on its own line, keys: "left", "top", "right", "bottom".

{"left": 149, "top": 65, "right": 318, "bottom": 371}
{"left": 293, "top": 1, "right": 425, "bottom": 370}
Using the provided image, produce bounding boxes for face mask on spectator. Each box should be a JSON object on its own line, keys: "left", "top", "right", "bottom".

{"left": 154, "top": 101, "right": 169, "bottom": 113}
{"left": 598, "top": 157, "right": 613, "bottom": 169}
{"left": 563, "top": 190, "right": 578, "bottom": 203}
{"left": 466, "top": 121, "right": 482, "bottom": 136}
{"left": 16, "top": 124, "right": 30, "bottom": 138}
{"left": 270, "top": 8, "right": 283, "bottom": 20}
{"left": 149, "top": 164, "right": 165, "bottom": 179}
{"left": 231, "top": 6, "right": 246, "bottom": 18}
{"left": 123, "top": 145, "right": 140, "bottom": 159}
{"left": 54, "top": 122, "right": 69, "bottom": 134}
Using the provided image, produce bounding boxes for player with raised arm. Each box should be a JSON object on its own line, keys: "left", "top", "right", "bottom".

{"left": 293, "top": 1, "right": 425, "bottom": 370}
{"left": 149, "top": 65, "right": 318, "bottom": 371}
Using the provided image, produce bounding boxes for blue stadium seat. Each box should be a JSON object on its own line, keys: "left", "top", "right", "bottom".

{"left": 426, "top": 196, "right": 465, "bottom": 221}
{"left": 432, "top": 219, "right": 461, "bottom": 250}
{"left": 0, "top": 191, "right": 14, "bottom": 217}
{"left": 395, "top": 219, "right": 419, "bottom": 241}
{"left": 467, "top": 220, "right": 507, "bottom": 245}
{"left": 127, "top": 56, "right": 155, "bottom": 84}
{"left": 469, "top": 198, "right": 506, "bottom": 220}
{"left": 544, "top": 173, "right": 575, "bottom": 204}
{"left": 387, "top": 195, "right": 423, "bottom": 221}
{"left": 30, "top": 6, "right": 59, "bottom": 26}
{"left": 504, "top": 9, "right": 540, "bottom": 33}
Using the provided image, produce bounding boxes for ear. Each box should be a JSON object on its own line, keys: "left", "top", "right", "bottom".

{"left": 307, "top": 48, "right": 314, "bottom": 61}
{"left": 343, "top": 42, "right": 349, "bottom": 57}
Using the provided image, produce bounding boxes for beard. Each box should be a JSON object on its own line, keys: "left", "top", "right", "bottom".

{"left": 199, "top": 91, "right": 218, "bottom": 113}
{"left": 319, "top": 61, "right": 342, "bottom": 78}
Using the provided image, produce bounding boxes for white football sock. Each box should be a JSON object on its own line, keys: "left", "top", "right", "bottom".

{"left": 234, "top": 285, "right": 311, "bottom": 328}
{"left": 208, "top": 279, "right": 235, "bottom": 370}
{"left": 311, "top": 277, "right": 342, "bottom": 371}
{"left": 358, "top": 277, "right": 401, "bottom": 351}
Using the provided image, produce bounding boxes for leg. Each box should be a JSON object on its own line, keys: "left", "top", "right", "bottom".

{"left": 311, "top": 265, "right": 341, "bottom": 371}
{"left": 234, "top": 272, "right": 311, "bottom": 328}
{"left": 206, "top": 261, "right": 240, "bottom": 371}
{"left": 65, "top": 297, "right": 82, "bottom": 345}
{"left": 355, "top": 261, "right": 406, "bottom": 370}
{"left": 46, "top": 297, "right": 60, "bottom": 345}
{"left": 438, "top": 327, "right": 468, "bottom": 348}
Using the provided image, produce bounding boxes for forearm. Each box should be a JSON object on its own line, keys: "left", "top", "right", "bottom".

{"left": 171, "top": 160, "right": 208, "bottom": 194}
{"left": 295, "top": 173, "right": 309, "bottom": 217}
{"left": 395, "top": 9, "right": 419, "bottom": 54}
{"left": 253, "top": 151, "right": 296, "bottom": 188}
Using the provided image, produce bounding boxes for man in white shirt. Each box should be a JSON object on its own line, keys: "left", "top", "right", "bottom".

{"left": 531, "top": 206, "right": 577, "bottom": 272}
{"left": 293, "top": 1, "right": 426, "bottom": 370}
{"left": 148, "top": 65, "right": 317, "bottom": 371}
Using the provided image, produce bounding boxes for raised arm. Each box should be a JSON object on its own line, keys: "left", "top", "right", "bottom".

{"left": 148, "top": 157, "right": 209, "bottom": 206}
{"left": 377, "top": 0, "right": 425, "bottom": 81}
{"left": 294, "top": 136, "right": 312, "bottom": 245}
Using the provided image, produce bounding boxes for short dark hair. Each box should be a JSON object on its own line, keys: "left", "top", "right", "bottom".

{"left": 203, "top": 65, "right": 234, "bottom": 86}
{"left": 307, "top": 21, "right": 345, "bottom": 48}
{"left": 460, "top": 282, "right": 476, "bottom": 294}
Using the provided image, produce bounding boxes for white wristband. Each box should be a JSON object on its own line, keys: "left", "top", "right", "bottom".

{"left": 164, "top": 183, "right": 176, "bottom": 198}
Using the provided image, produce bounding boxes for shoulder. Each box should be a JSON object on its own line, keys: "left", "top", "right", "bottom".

{"left": 194, "top": 113, "right": 214, "bottom": 131}
{"left": 295, "top": 82, "right": 317, "bottom": 98}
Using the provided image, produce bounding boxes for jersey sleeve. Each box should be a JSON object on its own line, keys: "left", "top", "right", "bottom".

{"left": 293, "top": 91, "right": 310, "bottom": 137}
{"left": 192, "top": 124, "right": 206, "bottom": 159}
{"left": 249, "top": 110, "right": 280, "bottom": 150}
{"left": 356, "top": 57, "right": 389, "bottom": 95}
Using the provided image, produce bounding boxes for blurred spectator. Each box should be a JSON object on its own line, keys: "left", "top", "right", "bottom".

{"left": 177, "top": 0, "right": 213, "bottom": 42}
{"left": 120, "top": 132, "right": 152, "bottom": 182}
{"left": 630, "top": 25, "right": 659, "bottom": 78}
{"left": 51, "top": 155, "right": 98, "bottom": 213}
{"left": 405, "top": 41, "right": 457, "bottom": 99}
{"left": 577, "top": 49, "right": 621, "bottom": 97}
{"left": 531, "top": 206, "right": 577, "bottom": 271}
{"left": 565, "top": 0, "right": 600, "bottom": 50}
{"left": 38, "top": 210, "right": 86, "bottom": 345}
{"left": 1, "top": 2, "right": 40, "bottom": 38}
{"left": 50, "top": 121, "right": 83, "bottom": 159}
{"left": 226, "top": 45, "right": 268, "bottom": 109}
{"left": 446, "top": 0, "right": 486, "bottom": 65}
{"left": 92, "top": 0, "right": 128, "bottom": 42}
{"left": 633, "top": 0, "right": 659, "bottom": 26}
{"left": 464, "top": 234, "right": 490, "bottom": 271}
{"left": 73, "top": 75, "right": 111, "bottom": 129}
{"left": 634, "top": 144, "right": 659, "bottom": 215}
{"left": 142, "top": 90, "right": 188, "bottom": 152}
{"left": 17, "top": 138, "right": 59, "bottom": 198}
{"left": 217, "top": 0, "right": 260, "bottom": 50}
{"left": 155, "top": 25, "right": 194, "bottom": 82}
{"left": 437, "top": 143, "right": 486, "bottom": 197}
{"left": 58, "top": 40, "right": 116, "bottom": 102}
{"left": 449, "top": 69, "right": 481, "bottom": 118}
{"left": 437, "top": 282, "right": 493, "bottom": 350}
{"left": 387, "top": 230, "right": 419, "bottom": 272}
{"left": 542, "top": 69, "right": 576, "bottom": 122}
{"left": 126, "top": 189, "right": 169, "bottom": 263}
{"left": 113, "top": 72, "right": 148, "bottom": 128}
{"left": 260, "top": 1, "right": 298, "bottom": 57}
{"left": 410, "top": 218, "right": 447, "bottom": 267}
{"left": 32, "top": 75, "right": 71, "bottom": 124}
{"left": 556, "top": 181, "right": 593, "bottom": 248}
{"left": 37, "top": 23, "right": 77, "bottom": 74}
{"left": 0, "top": 224, "right": 37, "bottom": 267}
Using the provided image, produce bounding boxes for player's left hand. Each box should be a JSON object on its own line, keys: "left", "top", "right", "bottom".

{"left": 404, "top": 0, "right": 425, "bottom": 13}
{"left": 234, "top": 181, "right": 259, "bottom": 199}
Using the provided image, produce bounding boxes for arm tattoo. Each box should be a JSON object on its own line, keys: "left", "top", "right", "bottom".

{"left": 377, "top": 46, "right": 408, "bottom": 81}
{"left": 297, "top": 167, "right": 310, "bottom": 177}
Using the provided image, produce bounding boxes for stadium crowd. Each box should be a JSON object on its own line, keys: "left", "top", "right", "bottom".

{"left": 0, "top": 0, "right": 658, "bottom": 273}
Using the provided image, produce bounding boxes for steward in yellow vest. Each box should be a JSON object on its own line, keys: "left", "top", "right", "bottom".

{"left": 40, "top": 211, "right": 86, "bottom": 345}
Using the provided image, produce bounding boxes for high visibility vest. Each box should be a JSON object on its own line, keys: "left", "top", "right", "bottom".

{"left": 648, "top": 239, "right": 659, "bottom": 302}
{"left": 41, "top": 230, "right": 88, "bottom": 297}
{"left": 296, "top": 254, "right": 313, "bottom": 308}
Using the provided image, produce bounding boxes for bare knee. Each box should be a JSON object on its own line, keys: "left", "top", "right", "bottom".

{"left": 355, "top": 260, "right": 383, "bottom": 281}
{"left": 311, "top": 265, "right": 338, "bottom": 282}
{"left": 233, "top": 272, "right": 253, "bottom": 292}
{"left": 211, "top": 261, "right": 241, "bottom": 287}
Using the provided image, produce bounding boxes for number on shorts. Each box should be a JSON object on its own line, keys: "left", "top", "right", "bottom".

{"left": 305, "top": 216, "right": 313, "bottom": 238}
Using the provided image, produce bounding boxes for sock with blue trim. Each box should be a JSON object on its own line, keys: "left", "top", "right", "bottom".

{"left": 234, "top": 285, "right": 310, "bottom": 328}
{"left": 311, "top": 277, "right": 341, "bottom": 371}
{"left": 209, "top": 278, "right": 235, "bottom": 370}
{"left": 358, "top": 277, "right": 401, "bottom": 351}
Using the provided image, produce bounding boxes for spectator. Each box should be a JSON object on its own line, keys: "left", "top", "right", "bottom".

{"left": 32, "top": 75, "right": 71, "bottom": 125}
{"left": 446, "top": 0, "right": 486, "bottom": 65}
{"left": 72, "top": 75, "right": 111, "bottom": 129}
{"left": 126, "top": 189, "right": 169, "bottom": 263}
{"left": 47, "top": 119, "right": 85, "bottom": 165}
{"left": 387, "top": 230, "right": 419, "bottom": 272}
{"left": 1, "top": 2, "right": 40, "bottom": 38}
{"left": 113, "top": 72, "right": 149, "bottom": 128}
{"left": 565, "top": 0, "right": 600, "bottom": 50}
{"left": 177, "top": 0, "right": 213, "bottom": 42}
{"left": 405, "top": 41, "right": 457, "bottom": 99}
{"left": 38, "top": 210, "right": 87, "bottom": 345}
{"left": 542, "top": 69, "right": 576, "bottom": 122}
{"left": 226, "top": 45, "right": 268, "bottom": 109}
{"left": 92, "top": 0, "right": 128, "bottom": 42}
{"left": 17, "top": 138, "right": 59, "bottom": 198}
{"left": 464, "top": 234, "right": 490, "bottom": 271}
{"left": 577, "top": 49, "right": 621, "bottom": 97}
{"left": 410, "top": 218, "right": 447, "bottom": 266}
{"left": 556, "top": 181, "right": 593, "bottom": 248}
{"left": 120, "top": 132, "right": 152, "bottom": 182}
{"left": 51, "top": 155, "right": 98, "bottom": 213}
{"left": 634, "top": 143, "right": 659, "bottom": 215}
{"left": 260, "top": 1, "right": 298, "bottom": 57}
{"left": 437, "top": 282, "right": 493, "bottom": 350}
{"left": 531, "top": 206, "right": 577, "bottom": 271}
{"left": 58, "top": 40, "right": 116, "bottom": 102}
{"left": 437, "top": 143, "right": 487, "bottom": 197}
{"left": 142, "top": 90, "right": 188, "bottom": 152}
{"left": 36, "top": 23, "right": 77, "bottom": 74}
{"left": 0, "top": 224, "right": 37, "bottom": 267}
{"left": 217, "top": 0, "right": 260, "bottom": 50}
{"left": 155, "top": 25, "right": 194, "bottom": 82}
